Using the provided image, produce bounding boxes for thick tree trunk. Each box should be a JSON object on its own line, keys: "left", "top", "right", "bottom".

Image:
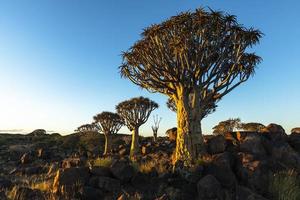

{"left": 174, "top": 88, "right": 204, "bottom": 167}
{"left": 104, "top": 134, "right": 112, "bottom": 155}
{"left": 130, "top": 127, "right": 140, "bottom": 159}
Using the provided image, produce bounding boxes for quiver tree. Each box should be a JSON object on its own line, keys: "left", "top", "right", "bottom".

{"left": 213, "top": 118, "right": 241, "bottom": 135}
{"left": 116, "top": 97, "right": 158, "bottom": 159}
{"left": 93, "top": 112, "right": 124, "bottom": 155}
{"left": 151, "top": 115, "right": 162, "bottom": 142}
{"left": 240, "top": 122, "right": 265, "bottom": 132}
{"left": 75, "top": 124, "right": 96, "bottom": 133}
{"left": 120, "top": 8, "right": 262, "bottom": 166}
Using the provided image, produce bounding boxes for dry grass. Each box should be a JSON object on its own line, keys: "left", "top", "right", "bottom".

{"left": 92, "top": 157, "right": 113, "bottom": 167}
{"left": 138, "top": 159, "right": 168, "bottom": 174}
{"left": 269, "top": 170, "right": 300, "bottom": 200}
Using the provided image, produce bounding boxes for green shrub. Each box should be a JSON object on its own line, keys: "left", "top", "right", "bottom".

{"left": 269, "top": 170, "right": 300, "bottom": 200}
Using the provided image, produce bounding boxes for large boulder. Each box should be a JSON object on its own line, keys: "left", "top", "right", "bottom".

{"left": 236, "top": 153, "right": 270, "bottom": 195}
{"left": 204, "top": 162, "right": 237, "bottom": 188}
{"left": 239, "top": 134, "right": 266, "bottom": 157}
{"left": 288, "top": 133, "right": 300, "bottom": 153}
{"left": 166, "top": 128, "right": 177, "bottom": 141}
{"left": 80, "top": 186, "right": 104, "bottom": 200}
{"left": 90, "top": 166, "right": 111, "bottom": 177}
{"left": 98, "top": 176, "right": 121, "bottom": 192}
{"left": 52, "top": 167, "right": 90, "bottom": 194}
{"left": 197, "top": 175, "right": 223, "bottom": 200}
{"left": 207, "top": 135, "right": 226, "bottom": 154}
{"left": 271, "top": 142, "right": 300, "bottom": 170}
{"left": 291, "top": 127, "right": 300, "bottom": 134}
{"left": 111, "top": 161, "right": 136, "bottom": 182}
{"left": 261, "top": 123, "right": 287, "bottom": 141}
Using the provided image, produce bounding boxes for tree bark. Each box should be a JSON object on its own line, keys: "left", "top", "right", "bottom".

{"left": 104, "top": 134, "right": 112, "bottom": 155}
{"left": 130, "top": 127, "right": 140, "bottom": 159}
{"left": 174, "top": 88, "right": 204, "bottom": 167}
{"left": 153, "top": 131, "right": 157, "bottom": 142}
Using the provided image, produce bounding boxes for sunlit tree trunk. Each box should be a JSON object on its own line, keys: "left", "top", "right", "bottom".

{"left": 130, "top": 127, "right": 140, "bottom": 159}
{"left": 153, "top": 131, "right": 157, "bottom": 142}
{"left": 174, "top": 87, "right": 204, "bottom": 166}
{"left": 103, "top": 134, "right": 112, "bottom": 155}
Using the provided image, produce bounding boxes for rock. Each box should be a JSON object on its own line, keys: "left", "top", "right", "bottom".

{"left": 98, "top": 176, "right": 121, "bottom": 192}
{"left": 111, "top": 161, "right": 136, "bottom": 182}
{"left": 80, "top": 186, "right": 104, "bottom": 200}
{"left": 119, "top": 148, "right": 128, "bottom": 156}
{"left": 271, "top": 142, "right": 300, "bottom": 170}
{"left": 197, "top": 175, "right": 223, "bottom": 200}
{"left": 13, "top": 187, "right": 45, "bottom": 200}
{"left": 212, "top": 152, "right": 235, "bottom": 169}
{"left": 240, "top": 134, "right": 266, "bottom": 156}
{"left": 141, "top": 146, "right": 150, "bottom": 155}
{"left": 165, "top": 127, "right": 177, "bottom": 141}
{"left": 0, "top": 191, "right": 6, "bottom": 200}
{"left": 291, "top": 127, "right": 300, "bottom": 134}
{"left": 52, "top": 167, "right": 90, "bottom": 194}
{"left": 88, "top": 176, "right": 99, "bottom": 187}
{"left": 90, "top": 166, "right": 111, "bottom": 177}
{"left": 0, "top": 178, "right": 13, "bottom": 190}
{"left": 207, "top": 135, "right": 226, "bottom": 154}
{"left": 204, "top": 162, "right": 237, "bottom": 188}
{"left": 262, "top": 123, "right": 287, "bottom": 141}
{"left": 23, "top": 166, "right": 43, "bottom": 175}
{"left": 62, "top": 157, "right": 83, "bottom": 168}
{"left": 236, "top": 154, "right": 269, "bottom": 195}
{"left": 289, "top": 133, "right": 300, "bottom": 153}
{"left": 20, "top": 153, "right": 31, "bottom": 164}
{"left": 236, "top": 185, "right": 268, "bottom": 200}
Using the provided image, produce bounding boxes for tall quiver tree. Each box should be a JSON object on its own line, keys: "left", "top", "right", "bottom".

{"left": 151, "top": 115, "right": 162, "bottom": 142}
{"left": 120, "top": 8, "right": 262, "bottom": 166}
{"left": 93, "top": 112, "right": 124, "bottom": 155}
{"left": 116, "top": 97, "right": 158, "bottom": 159}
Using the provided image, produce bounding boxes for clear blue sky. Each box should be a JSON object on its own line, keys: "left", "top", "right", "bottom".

{"left": 0, "top": 0, "right": 299, "bottom": 135}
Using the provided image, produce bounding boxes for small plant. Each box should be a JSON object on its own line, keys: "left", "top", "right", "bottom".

{"left": 92, "top": 157, "right": 112, "bottom": 167}
{"left": 269, "top": 170, "right": 300, "bottom": 200}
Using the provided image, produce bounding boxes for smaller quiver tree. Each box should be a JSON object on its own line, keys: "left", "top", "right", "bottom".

{"left": 93, "top": 112, "right": 124, "bottom": 155}
{"left": 212, "top": 118, "right": 241, "bottom": 135}
{"left": 116, "top": 97, "right": 158, "bottom": 159}
{"left": 151, "top": 115, "right": 162, "bottom": 142}
{"left": 75, "top": 124, "right": 96, "bottom": 133}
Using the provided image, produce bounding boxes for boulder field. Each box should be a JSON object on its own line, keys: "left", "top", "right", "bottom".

{"left": 0, "top": 124, "right": 300, "bottom": 199}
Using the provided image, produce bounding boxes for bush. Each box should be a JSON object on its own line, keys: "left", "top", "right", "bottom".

{"left": 269, "top": 170, "right": 300, "bottom": 200}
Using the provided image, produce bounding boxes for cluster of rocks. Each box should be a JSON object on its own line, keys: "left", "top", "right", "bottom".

{"left": 1, "top": 125, "right": 300, "bottom": 199}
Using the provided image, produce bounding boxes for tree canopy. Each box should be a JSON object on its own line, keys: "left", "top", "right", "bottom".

{"left": 93, "top": 112, "right": 124, "bottom": 134}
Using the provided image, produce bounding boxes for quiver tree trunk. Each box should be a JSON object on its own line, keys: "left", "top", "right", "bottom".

{"left": 153, "top": 131, "right": 157, "bottom": 142}
{"left": 130, "top": 127, "right": 140, "bottom": 159}
{"left": 104, "top": 134, "right": 112, "bottom": 155}
{"left": 174, "top": 88, "right": 204, "bottom": 166}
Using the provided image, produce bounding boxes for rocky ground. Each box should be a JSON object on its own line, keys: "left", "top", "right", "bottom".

{"left": 0, "top": 125, "right": 300, "bottom": 200}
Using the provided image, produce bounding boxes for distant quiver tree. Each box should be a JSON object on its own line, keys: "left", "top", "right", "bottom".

{"left": 120, "top": 8, "right": 262, "bottom": 166}
{"left": 75, "top": 124, "right": 96, "bottom": 133}
{"left": 93, "top": 112, "right": 124, "bottom": 155}
{"left": 151, "top": 115, "right": 162, "bottom": 142}
{"left": 116, "top": 97, "right": 158, "bottom": 159}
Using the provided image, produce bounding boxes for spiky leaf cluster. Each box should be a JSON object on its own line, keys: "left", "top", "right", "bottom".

{"left": 120, "top": 8, "right": 262, "bottom": 103}
{"left": 93, "top": 112, "right": 124, "bottom": 135}
{"left": 116, "top": 96, "right": 158, "bottom": 130}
